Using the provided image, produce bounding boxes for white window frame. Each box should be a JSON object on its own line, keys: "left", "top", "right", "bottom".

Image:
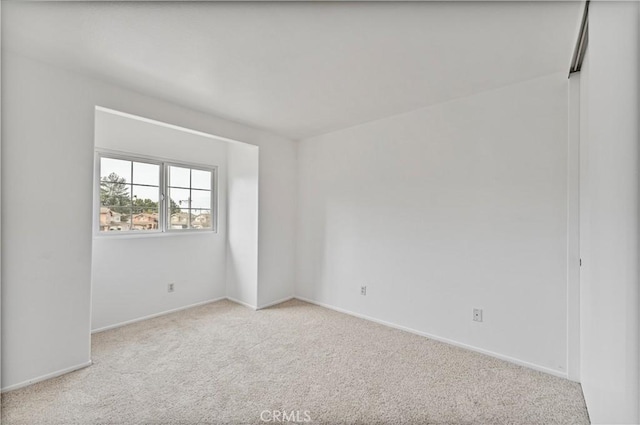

{"left": 164, "top": 161, "right": 218, "bottom": 234}
{"left": 95, "top": 150, "right": 218, "bottom": 236}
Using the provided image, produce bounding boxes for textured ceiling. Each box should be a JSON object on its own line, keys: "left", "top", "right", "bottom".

{"left": 2, "top": 1, "right": 582, "bottom": 139}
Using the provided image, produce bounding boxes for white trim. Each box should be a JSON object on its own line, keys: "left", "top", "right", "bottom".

{"left": 257, "top": 296, "right": 294, "bottom": 310}
{"left": 91, "top": 297, "right": 227, "bottom": 334}
{"left": 1, "top": 361, "right": 93, "bottom": 393}
{"left": 226, "top": 297, "right": 257, "bottom": 310}
{"left": 93, "top": 230, "right": 219, "bottom": 240}
{"left": 294, "top": 296, "right": 569, "bottom": 380}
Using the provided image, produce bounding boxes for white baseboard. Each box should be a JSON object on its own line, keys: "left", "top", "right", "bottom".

{"left": 294, "top": 296, "right": 568, "bottom": 380}
{"left": 226, "top": 297, "right": 258, "bottom": 310}
{"left": 1, "top": 360, "right": 93, "bottom": 393}
{"left": 257, "top": 296, "right": 294, "bottom": 310}
{"left": 91, "top": 296, "right": 227, "bottom": 334}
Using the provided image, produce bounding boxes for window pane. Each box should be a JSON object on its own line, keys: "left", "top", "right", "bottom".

{"left": 99, "top": 206, "right": 131, "bottom": 232}
{"left": 132, "top": 162, "right": 159, "bottom": 186}
{"left": 192, "top": 169, "right": 211, "bottom": 190}
{"left": 169, "top": 166, "right": 190, "bottom": 188}
{"left": 191, "top": 209, "right": 212, "bottom": 229}
{"left": 169, "top": 187, "right": 190, "bottom": 209}
{"left": 191, "top": 189, "right": 211, "bottom": 210}
{"left": 100, "top": 158, "right": 132, "bottom": 232}
{"left": 170, "top": 211, "right": 191, "bottom": 229}
{"left": 100, "top": 181, "right": 131, "bottom": 209}
{"left": 169, "top": 187, "right": 189, "bottom": 229}
{"left": 131, "top": 209, "right": 159, "bottom": 231}
{"left": 101, "top": 157, "right": 131, "bottom": 183}
{"left": 100, "top": 158, "right": 132, "bottom": 233}
{"left": 132, "top": 185, "right": 159, "bottom": 215}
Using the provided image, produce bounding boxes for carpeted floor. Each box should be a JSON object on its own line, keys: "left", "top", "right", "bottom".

{"left": 2, "top": 299, "right": 589, "bottom": 425}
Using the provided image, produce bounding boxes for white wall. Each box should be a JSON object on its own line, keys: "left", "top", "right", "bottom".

{"left": 297, "top": 73, "right": 571, "bottom": 376}
{"left": 226, "top": 143, "right": 259, "bottom": 308}
{"left": 0, "top": 3, "right": 4, "bottom": 391}
{"left": 91, "top": 110, "right": 228, "bottom": 331}
{"left": 256, "top": 132, "right": 297, "bottom": 308}
{"left": 1, "top": 51, "right": 297, "bottom": 390}
{"left": 579, "top": 2, "right": 640, "bottom": 423}
{"left": 567, "top": 73, "right": 581, "bottom": 382}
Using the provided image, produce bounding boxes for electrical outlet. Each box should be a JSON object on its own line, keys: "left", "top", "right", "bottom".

{"left": 361, "top": 286, "right": 367, "bottom": 296}
{"left": 168, "top": 283, "right": 175, "bottom": 293}
{"left": 473, "top": 308, "right": 483, "bottom": 322}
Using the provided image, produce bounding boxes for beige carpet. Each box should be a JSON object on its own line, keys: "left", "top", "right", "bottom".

{"left": 2, "top": 299, "right": 589, "bottom": 425}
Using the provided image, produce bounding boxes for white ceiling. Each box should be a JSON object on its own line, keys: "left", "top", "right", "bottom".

{"left": 2, "top": 1, "right": 582, "bottom": 140}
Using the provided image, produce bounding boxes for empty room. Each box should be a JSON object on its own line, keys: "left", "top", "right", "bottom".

{"left": 1, "top": 1, "right": 639, "bottom": 424}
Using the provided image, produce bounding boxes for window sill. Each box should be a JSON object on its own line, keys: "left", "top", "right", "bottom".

{"left": 94, "top": 230, "right": 218, "bottom": 240}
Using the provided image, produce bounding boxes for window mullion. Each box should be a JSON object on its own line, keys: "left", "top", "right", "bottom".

{"left": 162, "top": 163, "right": 167, "bottom": 232}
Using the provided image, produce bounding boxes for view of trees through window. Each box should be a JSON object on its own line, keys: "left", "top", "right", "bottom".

{"left": 99, "top": 156, "right": 214, "bottom": 232}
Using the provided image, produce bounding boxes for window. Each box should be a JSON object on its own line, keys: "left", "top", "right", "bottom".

{"left": 167, "top": 165, "right": 214, "bottom": 230}
{"left": 98, "top": 153, "right": 216, "bottom": 234}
